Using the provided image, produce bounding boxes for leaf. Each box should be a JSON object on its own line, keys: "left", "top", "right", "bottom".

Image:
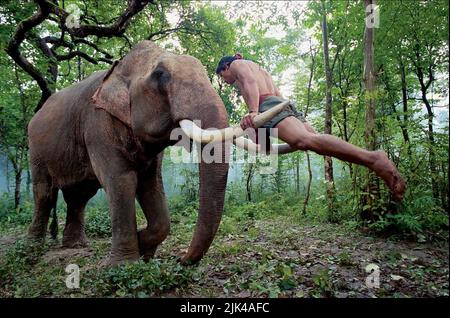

{"left": 278, "top": 278, "right": 297, "bottom": 291}
{"left": 296, "top": 290, "right": 305, "bottom": 298}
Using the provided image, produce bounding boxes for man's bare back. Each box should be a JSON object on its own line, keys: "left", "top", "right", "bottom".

{"left": 231, "top": 60, "right": 280, "bottom": 99}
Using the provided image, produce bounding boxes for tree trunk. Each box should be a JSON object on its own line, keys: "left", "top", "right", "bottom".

{"left": 361, "top": 0, "right": 379, "bottom": 221}
{"left": 302, "top": 38, "right": 316, "bottom": 215}
{"left": 246, "top": 163, "right": 254, "bottom": 202}
{"left": 422, "top": 90, "right": 439, "bottom": 200}
{"left": 26, "top": 165, "right": 31, "bottom": 197}
{"left": 399, "top": 59, "right": 410, "bottom": 144}
{"left": 302, "top": 152, "right": 313, "bottom": 215}
{"left": 14, "top": 168, "right": 22, "bottom": 210}
{"left": 441, "top": 161, "right": 448, "bottom": 211}
{"left": 342, "top": 100, "right": 354, "bottom": 179}
{"left": 6, "top": 160, "right": 10, "bottom": 194}
{"left": 295, "top": 155, "right": 300, "bottom": 194}
{"left": 411, "top": 33, "right": 439, "bottom": 201}
{"left": 320, "top": 0, "right": 335, "bottom": 221}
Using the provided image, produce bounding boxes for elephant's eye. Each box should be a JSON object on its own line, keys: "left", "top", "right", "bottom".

{"left": 150, "top": 68, "right": 171, "bottom": 93}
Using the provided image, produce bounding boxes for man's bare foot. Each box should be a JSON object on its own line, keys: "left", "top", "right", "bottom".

{"left": 371, "top": 151, "right": 406, "bottom": 201}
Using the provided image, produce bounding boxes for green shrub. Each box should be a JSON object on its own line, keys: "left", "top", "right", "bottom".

{"left": 0, "top": 194, "right": 33, "bottom": 227}
{"left": 0, "top": 239, "right": 49, "bottom": 288}
{"left": 85, "top": 207, "right": 111, "bottom": 238}
{"left": 89, "top": 259, "right": 196, "bottom": 297}
{"left": 312, "top": 269, "right": 334, "bottom": 297}
{"left": 168, "top": 195, "right": 198, "bottom": 216}
{"left": 367, "top": 193, "right": 449, "bottom": 240}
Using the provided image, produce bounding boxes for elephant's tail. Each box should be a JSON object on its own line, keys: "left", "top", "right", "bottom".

{"left": 49, "top": 191, "right": 58, "bottom": 240}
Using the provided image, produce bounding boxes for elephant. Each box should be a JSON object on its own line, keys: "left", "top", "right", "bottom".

{"left": 27, "top": 40, "right": 284, "bottom": 265}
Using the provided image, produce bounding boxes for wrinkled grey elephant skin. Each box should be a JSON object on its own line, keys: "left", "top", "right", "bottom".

{"left": 27, "top": 40, "right": 229, "bottom": 265}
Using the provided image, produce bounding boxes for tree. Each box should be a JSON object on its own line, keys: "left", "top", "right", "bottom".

{"left": 361, "top": 0, "right": 379, "bottom": 220}
{"left": 0, "top": 60, "right": 36, "bottom": 209}
{"left": 404, "top": 1, "right": 447, "bottom": 202}
{"left": 320, "top": 0, "right": 336, "bottom": 221}
{"left": 4, "top": 0, "right": 212, "bottom": 112}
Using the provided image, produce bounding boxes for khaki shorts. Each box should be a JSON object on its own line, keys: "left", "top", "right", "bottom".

{"left": 259, "top": 96, "right": 306, "bottom": 129}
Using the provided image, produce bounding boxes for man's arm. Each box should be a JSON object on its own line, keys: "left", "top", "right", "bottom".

{"left": 230, "top": 62, "right": 260, "bottom": 113}
{"left": 274, "top": 87, "right": 282, "bottom": 98}
{"left": 271, "top": 75, "right": 283, "bottom": 98}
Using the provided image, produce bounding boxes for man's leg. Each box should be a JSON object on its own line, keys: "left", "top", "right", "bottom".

{"left": 303, "top": 122, "right": 317, "bottom": 134}
{"left": 275, "top": 116, "right": 406, "bottom": 201}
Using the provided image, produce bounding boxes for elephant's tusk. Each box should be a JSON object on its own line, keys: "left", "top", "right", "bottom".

{"left": 179, "top": 100, "right": 290, "bottom": 144}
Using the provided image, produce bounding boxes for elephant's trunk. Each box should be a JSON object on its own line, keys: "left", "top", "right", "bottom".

{"left": 180, "top": 157, "right": 229, "bottom": 264}
{"left": 179, "top": 100, "right": 230, "bottom": 264}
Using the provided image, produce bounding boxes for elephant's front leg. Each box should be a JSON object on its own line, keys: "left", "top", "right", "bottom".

{"left": 136, "top": 157, "right": 170, "bottom": 261}
{"left": 104, "top": 171, "right": 140, "bottom": 265}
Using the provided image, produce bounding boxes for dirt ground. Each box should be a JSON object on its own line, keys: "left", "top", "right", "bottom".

{"left": 0, "top": 220, "right": 448, "bottom": 298}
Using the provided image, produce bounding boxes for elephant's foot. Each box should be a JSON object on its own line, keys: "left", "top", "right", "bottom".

{"left": 26, "top": 234, "right": 46, "bottom": 247}
{"left": 62, "top": 236, "right": 88, "bottom": 248}
{"left": 139, "top": 246, "right": 157, "bottom": 262}
{"left": 62, "top": 224, "right": 88, "bottom": 248}
{"left": 101, "top": 247, "right": 140, "bottom": 267}
{"left": 27, "top": 232, "right": 46, "bottom": 242}
{"left": 137, "top": 228, "right": 164, "bottom": 262}
{"left": 28, "top": 222, "right": 48, "bottom": 241}
{"left": 179, "top": 249, "right": 203, "bottom": 266}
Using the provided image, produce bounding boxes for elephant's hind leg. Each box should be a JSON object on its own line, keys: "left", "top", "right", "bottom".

{"left": 28, "top": 176, "right": 58, "bottom": 241}
{"left": 61, "top": 181, "right": 99, "bottom": 248}
{"left": 137, "top": 155, "right": 170, "bottom": 261}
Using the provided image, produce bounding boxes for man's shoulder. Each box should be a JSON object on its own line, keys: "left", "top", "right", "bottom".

{"left": 230, "top": 59, "right": 257, "bottom": 75}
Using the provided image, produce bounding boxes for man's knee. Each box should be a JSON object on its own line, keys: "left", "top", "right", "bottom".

{"left": 293, "top": 135, "right": 314, "bottom": 151}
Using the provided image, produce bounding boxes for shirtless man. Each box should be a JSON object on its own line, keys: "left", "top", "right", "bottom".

{"left": 216, "top": 54, "right": 406, "bottom": 201}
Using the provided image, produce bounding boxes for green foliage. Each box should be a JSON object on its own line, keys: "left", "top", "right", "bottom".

{"left": 177, "top": 166, "right": 199, "bottom": 202}
{"left": 89, "top": 259, "right": 196, "bottom": 297}
{"left": 0, "top": 238, "right": 195, "bottom": 297}
{"left": 337, "top": 251, "right": 354, "bottom": 267}
{"left": 225, "top": 192, "right": 301, "bottom": 222}
{"left": 0, "top": 191, "right": 447, "bottom": 298}
{"left": 277, "top": 264, "right": 297, "bottom": 291}
{"left": 85, "top": 205, "right": 111, "bottom": 238}
{"left": 0, "top": 193, "right": 33, "bottom": 228}
{"left": 368, "top": 193, "right": 448, "bottom": 240}
{"left": 312, "top": 269, "right": 334, "bottom": 297}
{"left": 0, "top": 239, "right": 49, "bottom": 289}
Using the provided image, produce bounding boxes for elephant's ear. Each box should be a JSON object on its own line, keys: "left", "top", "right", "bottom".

{"left": 92, "top": 60, "right": 131, "bottom": 126}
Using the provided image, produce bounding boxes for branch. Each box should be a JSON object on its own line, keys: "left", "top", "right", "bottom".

{"left": 35, "top": 36, "right": 58, "bottom": 85}
{"left": 54, "top": 49, "right": 113, "bottom": 65}
{"left": 43, "top": 36, "right": 72, "bottom": 48}
{"left": 6, "top": 0, "right": 154, "bottom": 112}
{"left": 148, "top": 27, "right": 186, "bottom": 40}
{"left": 5, "top": 1, "right": 54, "bottom": 109}
{"left": 73, "top": 39, "right": 113, "bottom": 59}
{"left": 56, "top": 50, "right": 100, "bottom": 64}
{"left": 47, "top": 0, "right": 155, "bottom": 38}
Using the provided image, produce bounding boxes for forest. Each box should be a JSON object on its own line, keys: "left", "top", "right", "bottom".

{"left": 0, "top": 0, "right": 448, "bottom": 298}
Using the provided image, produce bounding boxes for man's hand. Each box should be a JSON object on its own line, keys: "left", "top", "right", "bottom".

{"left": 240, "top": 111, "right": 259, "bottom": 130}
